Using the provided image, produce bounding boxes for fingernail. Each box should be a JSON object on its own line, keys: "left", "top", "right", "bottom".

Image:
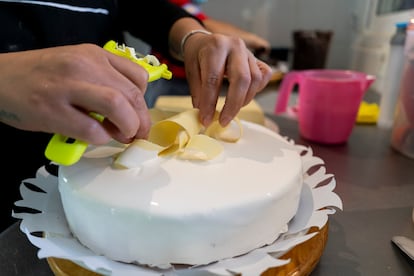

{"left": 202, "top": 115, "right": 213, "bottom": 126}
{"left": 220, "top": 116, "right": 231, "bottom": 127}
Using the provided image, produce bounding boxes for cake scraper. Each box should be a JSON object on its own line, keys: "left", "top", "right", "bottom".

{"left": 392, "top": 235, "right": 414, "bottom": 260}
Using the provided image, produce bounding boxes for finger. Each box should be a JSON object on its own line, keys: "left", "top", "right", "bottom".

{"left": 102, "top": 50, "right": 149, "bottom": 106}
{"left": 100, "top": 89, "right": 151, "bottom": 143}
{"left": 67, "top": 81, "right": 147, "bottom": 142}
{"left": 104, "top": 50, "right": 149, "bottom": 88}
{"left": 51, "top": 103, "right": 112, "bottom": 145}
{"left": 195, "top": 48, "right": 226, "bottom": 126}
{"left": 257, "top": 59, "right": 273, "bottom": 88}
{"left": 68, "top": 46, "right": 149, "bottom": 109}
{"left": 242, "top": 55, "right": 267, "bottom": 106}
{"left": 185, "top": 53, "right": 202, "bottom": 109}
{"left": 220, "top": 50, "right": 251, "bottom": 126}
{"left": 98, "top": 51, "right": 152, "bottom": 139}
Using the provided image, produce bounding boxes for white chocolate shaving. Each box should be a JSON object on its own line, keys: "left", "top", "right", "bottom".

{"left": 143, "top": 54, "right": 161, "bottom": 66}
{"left": 204, "top": 117, "right": 243, "bottom": 142}
{"left": 178, "top": 134, "right": 223, "bottom": 160}
{"left": 114, "top": 108, "right": 242, "bottom": 169}
{"left": 115, "top": 42, "right": 161, "bottom": 66}
{"left": 113, "top": 139, "right": 163, "bottom": 169}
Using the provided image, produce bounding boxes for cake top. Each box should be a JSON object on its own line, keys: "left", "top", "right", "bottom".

{"left": 59, "top": 116, "right": 302, "bottom": 215}
{"left": 114, "top": 108, "right": 244, "bottom": 169}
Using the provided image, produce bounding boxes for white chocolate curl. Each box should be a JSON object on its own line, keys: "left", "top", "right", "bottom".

{"left": 114, "top": 108, "right": 242, "bottom": 169}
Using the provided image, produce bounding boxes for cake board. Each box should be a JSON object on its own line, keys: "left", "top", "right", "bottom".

{"left": 46, "top": 116, "right": 326, "bottom": 275}
{"left": 13, "top": 115, "right": 341, "bottom": 276}
{"left": 47, "top": 223, "right": 328, "bottom": 276}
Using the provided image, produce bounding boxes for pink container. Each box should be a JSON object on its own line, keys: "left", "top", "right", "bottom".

{"left": 275, "top": 69, "right": 375, "bottom": 144}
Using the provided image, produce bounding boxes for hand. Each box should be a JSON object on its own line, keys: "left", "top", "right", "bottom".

{"left": 243, "top": 33, "right": 271, "bottom": 55}
{"left": 182, "top": 33, "right": 272, "bottom": 126}
{"left": 0, "top": 43, "right": 151, "bottom": 145}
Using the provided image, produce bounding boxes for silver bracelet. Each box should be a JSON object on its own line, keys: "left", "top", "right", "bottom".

{"left": 180, "top": 29, "right": 212, "bottom": 58}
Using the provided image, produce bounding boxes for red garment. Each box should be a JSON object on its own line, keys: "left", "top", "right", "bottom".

{"left": 170, "top": 0, "right": 208, "bottom": 21}
{"left": 169, "top": 0, "right": 188, "bottom": 6}
{"left": 154, "top": 0, "right": 208, "bottom": 79}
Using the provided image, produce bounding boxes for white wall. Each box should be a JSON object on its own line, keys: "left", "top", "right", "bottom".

{"left": 203, "top": 0, "right": 414, "bottom": 94}
{"left": 349, "top": 0, "right": 414, "bottom": 94}
{"left": 126, "top": 0, "right": 412, "bottom": 77}
{"left": 123, "top": 0, "right": 414, "bottom": 98}
{"left": 203, "top": 0, "right": 360, "bottom": 69}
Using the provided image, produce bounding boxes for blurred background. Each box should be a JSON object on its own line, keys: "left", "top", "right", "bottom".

{"left": 203, "top": 0, "right": 414, "bottom": 94}
{"left": 127, "top": 0, "right": 414, "bottom": 111}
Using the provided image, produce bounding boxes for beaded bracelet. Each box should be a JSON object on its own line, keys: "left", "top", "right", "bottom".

{"left": 180, "top": 29, "right": 212, "bottom": 58}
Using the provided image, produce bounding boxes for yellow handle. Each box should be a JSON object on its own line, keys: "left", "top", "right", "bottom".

{"left": 44, "top": 41, "right": 172, "bottom": 166}
{"left": 44, "top": 135, "right": 89, "bottom": 166}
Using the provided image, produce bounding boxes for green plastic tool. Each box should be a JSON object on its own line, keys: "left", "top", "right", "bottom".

{"left": 44, "top": 40, "right": 172, "bottom": 166}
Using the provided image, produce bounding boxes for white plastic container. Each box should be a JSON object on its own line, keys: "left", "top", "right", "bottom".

{"left": 391, "top": 22, "right": 414, "bottom": 159}
{"left": 378, "top": 22, "right": 408, "bottom": 128}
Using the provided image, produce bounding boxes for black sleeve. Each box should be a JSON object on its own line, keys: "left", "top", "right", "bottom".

{"left": 117, "top": 0, "right": 201, "bottom": 56}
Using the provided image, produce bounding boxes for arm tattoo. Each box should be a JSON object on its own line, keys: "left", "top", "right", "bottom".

{"left": 0, "top": 109, "right": 20, "bottom": 122}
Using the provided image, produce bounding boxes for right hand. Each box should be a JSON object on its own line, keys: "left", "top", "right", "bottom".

{"left": 182, "top": 32, "right": 272, "bottom": 127}
{"left": 0, "top": 43, "right": 152, "bottom": 145}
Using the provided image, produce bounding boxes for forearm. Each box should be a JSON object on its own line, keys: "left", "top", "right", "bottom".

{"left": 203, "top": 18, "right": 270, "bottom": 52}
{"left": 0, "top": 51, "right": 35, "bottom": 126}
{"left": 203, "top": 18, "right": 246, "bottom": 37}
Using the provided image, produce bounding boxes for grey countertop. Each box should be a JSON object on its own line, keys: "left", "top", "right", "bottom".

{"left": 1, "top": 114, "right": 414, "bottom": 276}
{"left": 274, "top": 115, "right": 414, "bottom": 276}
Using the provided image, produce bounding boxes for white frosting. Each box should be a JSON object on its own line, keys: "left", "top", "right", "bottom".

{"left": 58, "top": 122, "right": 303, "bottom": 268}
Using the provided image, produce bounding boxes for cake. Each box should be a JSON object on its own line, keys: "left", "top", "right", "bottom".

{"left": 58, "top": 111, "right": 303, "bottom": 269}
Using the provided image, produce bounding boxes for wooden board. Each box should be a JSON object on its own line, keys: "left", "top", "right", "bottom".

{"left": 263, "top": 224, "right": 329, "bottom": 276}
{"left": 47, "top": 223, "right": 328, "bottom": 276}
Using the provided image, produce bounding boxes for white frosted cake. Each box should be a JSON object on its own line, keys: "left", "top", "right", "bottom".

{"left": 58, "top": 120, "right": 303, "bottom": 268}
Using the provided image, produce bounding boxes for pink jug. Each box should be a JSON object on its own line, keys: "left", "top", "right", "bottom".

{"left": 274, "top": 69, "right": 375, "bottom": 144}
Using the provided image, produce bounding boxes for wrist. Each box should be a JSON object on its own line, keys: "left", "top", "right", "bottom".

{"left": 179, "top": 29, "right": 212, "bottom": 59}
{"left": 169, "top": 17, "right": 210, "bottom": 61}
{"left": 169, "top": 18, "right": 212, "bottom": 61}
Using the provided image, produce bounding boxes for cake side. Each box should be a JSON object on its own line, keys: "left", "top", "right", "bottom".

{"left": 58, "top": 122, "right": 303, "bottom": 267}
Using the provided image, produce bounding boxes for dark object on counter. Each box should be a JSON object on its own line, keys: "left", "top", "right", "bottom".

{"left": 292, "top": 30, "right": 333, "bottom": 70}
{"left": 256, "top": 47, "right": 291, "bottom": 66}
{"left": 270, "top": 47, "right": 290, "bottom": 62}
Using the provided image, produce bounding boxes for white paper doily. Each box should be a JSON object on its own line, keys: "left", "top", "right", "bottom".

{"left": 13, "top": 138, "right": 342, "bottom": 276}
